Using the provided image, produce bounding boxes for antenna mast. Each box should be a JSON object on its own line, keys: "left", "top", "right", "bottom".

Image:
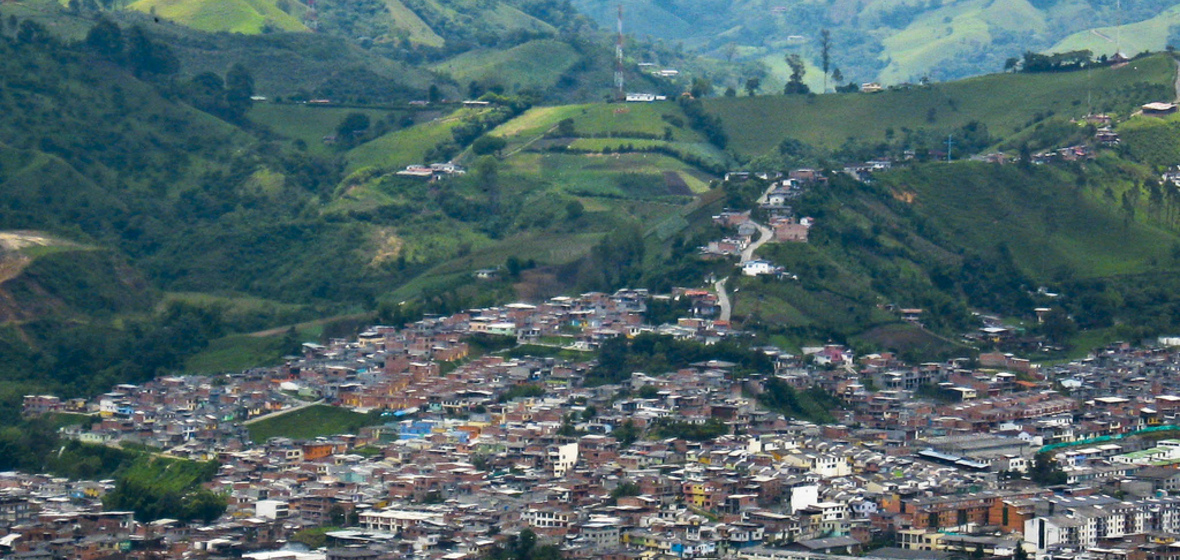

{"left": 1114, "top": 0, "right": 1122, "bottom": 57}
{"left": 615, "top": 4, "right": 625, "bottom": 101}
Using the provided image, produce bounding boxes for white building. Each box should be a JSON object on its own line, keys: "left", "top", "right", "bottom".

{"left": 551, "top": 442, "right": 579, "bottom": 477}
{"left": 254, "top": 500, "right": 289, "bottom": 520}
{"left": 741, "top": 260, "right": 778, "bottom": 277}
{"left": 359, "top": 509, "right": 446, "bottom": 532}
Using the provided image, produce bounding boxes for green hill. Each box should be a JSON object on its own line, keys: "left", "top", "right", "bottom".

{"left": 431, "top": 39, "right": 580, "bottom": 92}
{"left": 127, "top": 0, "right": 307, "bottom": 34}
{"left": 12, "top": 0, "right": 1180, "bottom": 411}
{"left": 706, "top": 54, "right": 1175, "bottom": 158}
{"left": 876, "top": 0, "right": 1046, "bottom": 84}
{"left": 725, "top": 154, "right": 1180, "bottom": 358}
{"left": 130, "top": 22, "right": 439, "bottom": 102}
{"left": 1050, "top": 6, "right": 1180, "bottom": 58}
{"left": 1, "top": 244, "right": 155, "bottom": 322}
{"left": 379, "top": 0, "right": 443, "bottom": 46}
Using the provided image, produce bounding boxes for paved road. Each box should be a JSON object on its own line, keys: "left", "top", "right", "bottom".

{"left": 754, "top": 182, "right": 778, "bottom": 206}
{"left": 714, "top": 218, "right": 773, "bottom": 323}
{"left": 715, "top": 277, "right": 732, "bottom": 322}
{"left": 740, "top": 221, "right": 773, "bottom": 263}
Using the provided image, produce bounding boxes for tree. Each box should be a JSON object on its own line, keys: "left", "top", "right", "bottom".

{"left": 784, "top": 54, "right": 809, "bottom": 94}
{"left": 1029, "top": 453, "right": 1067, "bottom": 485}
{"left": 744, "top": 77, "right": 760, "bottom": 97}
{"left": 428, "top": 84, "right": 441, "bottom": 103}
{"left": 565, "top": 199, "right": 584, "bottom": 220}
{"left": 336, "top": 112, "right": 371, "bottom": 139}
{"left": 1040, "top": 307, "right": 1076, "bottom": 345}
{"left": 506, "top": 256, "right": 523, "bottom": 279}
{"left": 85, "top": 18, "right": 123, "bottom": 61}
{"left": 556, "top": 118, "right": 576, "bottom": 137}
{"left": 831, "top": 67, "right": 843, "bottom": 86}
{"left": 16, "top": 20, "right": 51, "bottom": 45}
{"left": 471, "top": 134, "right": 508, "bottom": 157}
{"left": 474, "top": 155, "right": 500, "bottom": 213}
{"left": 1004, "top": 57, "right": 1019, "bottom": 72}
{"left": 188, "top": 72, "right": 228, "bottom": 118}
{"left": 690, "top": 77, "right": 712, "bottom": 98}
{"left": 610, "top": 481, "right": 640, "bottom": 499}
{"left": 820, "top": 29, "right": 832, "bottom": 92}
{"left": 125, "top": 25, "right": 178, "bottom": 77}
{"left": 224, "top": 63, "right": 255, "bottom": 122}
{"left": 724, "top": 86, "right": 736, "bottom": 97}
{"left": 328, "top": 506, "right": 344, "bottom": 528}
{"left": 614, "top": 420, "right": 639, "bottom": 447}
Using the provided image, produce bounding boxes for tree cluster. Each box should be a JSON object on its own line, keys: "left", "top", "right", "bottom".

{"left": 677, "top": 95, "right": 727, "bottom": 149}
{"left": 1020, "top": 50, "right": 1095, "bottom": 72}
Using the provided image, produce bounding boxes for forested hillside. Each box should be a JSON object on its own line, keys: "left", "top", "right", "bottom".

{"left": 0, "top": 6, "right": 720, "bottom": 421}
{"left": 7, "top": 0, "right": 1180, "bottom": 426}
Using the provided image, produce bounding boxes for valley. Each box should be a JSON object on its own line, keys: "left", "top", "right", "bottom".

{"left": 6, "top": 0, "right": 1180, "bottom": 556}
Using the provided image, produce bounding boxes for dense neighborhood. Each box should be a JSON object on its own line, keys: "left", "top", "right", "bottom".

{"left": 11, "top": 288, "right": 1180, "bottom": 560}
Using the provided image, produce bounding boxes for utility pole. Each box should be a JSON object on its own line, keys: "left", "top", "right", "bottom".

{"left": 615, "top": 5, "right": 625, "bottom": 101}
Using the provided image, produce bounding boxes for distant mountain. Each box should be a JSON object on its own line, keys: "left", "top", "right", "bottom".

{"left": 572, "top": 0, "right": 1180, "bottom": 88}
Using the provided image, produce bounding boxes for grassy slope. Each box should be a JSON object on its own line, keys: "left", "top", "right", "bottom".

{"left": 182, "top": 334, "right": 286, "bottom": 374}
{"left": 128, "top": 0, "right": 307, "bottom": 33}
{"left": 757, "top": 52, "right": 827, "bottom": 95}
{"left": 730, "top": 155, "right": 1180, "bottom": 357}
{"left": 341, "top": 98, "right": 725, "bottom": 304}
{"left": 1119, "top": 111, "right": 1180, "bottom": 167}
{"left": 382, "top": 0, "right": 444, "bottom": 46}
{"left": 878, "top": 0, "right": 1046, "bottom": 84}
{"left": 136, "top": 23, "right": 436, "bottom": 100}
{"left": 1050, "top": 6, "right": 1180, "bottom": 58}
{"left": 345, "top": 109, "right": 481, "bottom": 172}
{"left": 250, "top": 105, "right": 400, "bottom": 155}
{"left": 431, "top": 39, "right": 580, "bottom": 92}
{"left": 881, "top": 160, "right": 1178, "bottom": 279}
{"left": 707, "top": 54, "right": 1175, "bottom": 157}
{"left": 0, "top": 0, "right": 96, "bottom": 40}
{"left": 493, "top": 102, "right": 704, "bottom": 140}
{"left": 515, "top": 152, "right": 708, "bottom": 198}
{"left": 247, "top": 404, "right": 379, "bottom": 441}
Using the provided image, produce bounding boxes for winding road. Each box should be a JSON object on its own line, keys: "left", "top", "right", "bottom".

{"left": 715, "top": 277, "right": 732, "bottom": 322}
{"left": 741, "top": 222, "right": 773, "bottom": 262}
{"left": 716, "top": 218, "right": 774, "bottom": 322}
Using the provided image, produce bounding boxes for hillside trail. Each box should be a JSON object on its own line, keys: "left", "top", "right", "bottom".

{"left": 502, "top": 124, "right": 559, "bottom": 158}
{"left": 242, "top": 398, "right": 325, "bottom": 425}
{"left": 247, "top": 312, "right": 369, "bottom": 338}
